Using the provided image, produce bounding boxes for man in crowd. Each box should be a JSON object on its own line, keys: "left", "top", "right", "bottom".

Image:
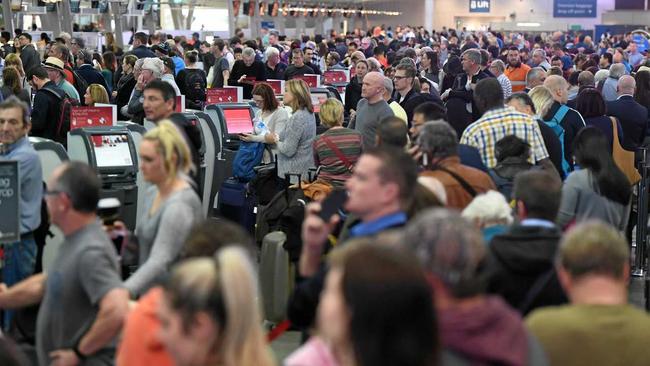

{"left": 26, "top": 66, "right": 66, "bottom": 144}
{"left": 505, "top": 46, "right": 531, "bottom": 93}
{"left": 303, "top": 45, "right": 322, "bottom": 75}
{"left": 284, "top": 48, "right": 315, "bottom": 80}
{"left": 417, "top": 121, "right": 495, "bottom": 209}
{"left": 75, "top": 49, "right": 109, "bottom": 92}
{"left": 129, "top": 32, "right": 156, "bottom": 59}
{"left": 0, "top": 161, "right": 130, "bottom": 365}
{"left": 350, "top": 71, "right": 394, "bottom": 147}
{"left": 17, "top": 33, "right": 40, "bottom": 73}
{"left": 602, "top": 63, "right": 627, "bottom": 102}
{"left": 404, "top": 209, "right": 547, "bottom": 365}
{"left": 160, "top": 56, "right": 182, "bottom": 96}
{"left": 0, "top": 97, "right": 43, "bottom": 327}
{"left": 552, "top": 44, "right": 573, "bottom": 72}
{"left": 1, "top": 31, "right": 14, "bottom": 56}
{"left": 47, "top": 43, "right": 75, "bottom": 85}
{"left": 523, "top": 67, "right": 545, "bottom": 93}
{"left": 383, "top": 76, "right": 408, "bottom": 123}
{"left": 43, "top": 57, "right": 80, "bottom": 101}
{"left": 228, "top": 47, "right": 267, "bottom": 99}
{"left": 526, "top": 221, "right": 650, "bottom": 365}
{"left": 607, "top": 74, "right": 649, "bottom": 149}
{"left": 627, "top": 42, "right": 644, "bottom": 68}
{"left": 265, "top": 46, "right": 287, "bottom": 80}
{"left": 209, "top": 38, "right": 230, "bottom": 88}
{"left": 396, "top": 63, "right": 442, "bottom": 126}
{"left": 530, "top": 49, "right": 551, "bottom": 71}
{"left": 600, "top": 52, "right": 613, "bottom": 69}
{"left": 290, "top": 146, "right": 417, "bottom": 328}
{"left": 543, "top": 75, "right": 586, "bottom": 172}
{"left": 461, "top": 78, "right": 556, "bottom": 178}
{"left": 486, "top": 170, "right": 567, "bottom": 313}
{"left": 441, "top": 49, "right": 489, "bottom": 129}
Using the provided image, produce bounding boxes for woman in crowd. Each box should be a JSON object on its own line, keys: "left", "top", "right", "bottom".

{"left": 267, "top": 79, "right": 316, "bottom": 180}
{"left": 487, "top": 135, "right": 536, "bottom": 201}
{"left": 419, "top": 50, "right": 440, "bottom": 85}
{"left": 312, "top": 98, "right": 362, "bottom": 187}
{"left": 102, "top": 51, "right": 117, "bottom": 92}
{"left": 103, "top": 32, "right": 124, "bottom": 56}
{"left": 419, "top": 77, "right": 433, "bottom": 94}
{"left": 635, "top": 70, "right": 650, "bottom": 121}
{"left": 1, "top": 66, "right": 30, "bottom": 105}
{"left": 123, "top": 121, "right": 203, "bottom": 297}
{"left": 84, "top": 83, "right": 110, "bottom": 106}
{"left": 440, "top": 55, "right": 461, "bottom": 93}
{"left": 4, "top": 54, "right": 29, "bottom": 93}
{"left": 240, "top": 82, "right": 290, "bottom": 161}
{"left": 159, "top": 246, "right": 275, "bottom": 366}
{"left": 462, "top": 190, "right": 514, "bottom": 243}
{"left": 344, "top": 59, "right": 368, "bottom": 116}
{"left": 557, "top": 127, "right": 631, "bottom": 230}
{"left": 176, "top": 50, "right": 207, "bottom": 110}
{"left": 286, "top": 238, "right": 438, "bottom": 366}
{"left": 115, "top": 54, "right": 138, "bottom": 120}
{"left": 575, "top": 88, "right": 624, "bottom": 147}
{"left": 366, "top": 57, "right": 383, "bottom": 74}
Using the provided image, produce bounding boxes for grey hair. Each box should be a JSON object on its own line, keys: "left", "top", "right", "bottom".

{"left": 416, "top": 120, "right": 458, "bottom": 159}
{"left": 264, "top": 46, "right": 279, "bottom": 59}
{"left": 461, "top": 49, "right": 481, "bottom": 65}
{"left": 242, "top": 47, "right": 256, "bottom": 58}
{"left": 383, "top": 76, "right": 394, "bottom": 94}
{"left": 525, "top": 67, "right": 546, "bottom": 87}
{"left": 609, "top": 63, "right": 627, "bottom": 79}
{"left": 532, "top": 48, "right": 546, "bottom": 58}
{"left": 490, "top": 59, "right": 505, "bottom": 73}
{"left": 402, "top": 208, "right": 487, "bottom": 298}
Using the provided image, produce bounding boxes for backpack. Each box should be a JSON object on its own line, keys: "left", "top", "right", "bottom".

{"left": 184, "top": 69, "right": 207, "bottom": 110}
{"left": 42, "top": 86, "right": 80, "bottom": 146}
{"left": 65, "top": 65, "right": 89, "bottom": 105}
{"left": 232, "top": 141, "right": 265, "bottom": 182}
{"left": 543, "top": 105, "right": 570, "bottom": 177}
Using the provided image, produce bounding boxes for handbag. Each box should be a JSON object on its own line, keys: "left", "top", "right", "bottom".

{"left": 610, "top": 117, "right": 641, "bottom": 185}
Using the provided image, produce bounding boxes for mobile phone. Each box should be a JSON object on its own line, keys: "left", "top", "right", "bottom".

{"left": 318, "top": 189, "right": 348, "bottom": 222}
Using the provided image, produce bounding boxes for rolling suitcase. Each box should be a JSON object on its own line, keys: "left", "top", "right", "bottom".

{"left": 216, "top": 177, "right": 256, "bottom": 232}
{"left": 259, "top": 231, "right": 294, "bottom": 324}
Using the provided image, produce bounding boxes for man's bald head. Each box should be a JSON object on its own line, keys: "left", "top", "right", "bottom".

{"left": 617, "top": 75, "right": 636, "bottom": 95}
{"left": 361, "top": 71, "right": 386, "bottom": 102}
{"left": 544, "top": 75, "right": 569, "bottom": 104}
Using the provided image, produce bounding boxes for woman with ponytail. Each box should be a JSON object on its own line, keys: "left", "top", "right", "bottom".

{"left": 557, "top": 127, "right": 631, "bottom": 230}
{"left": 158, "top": 246, "right": 276, "bottom": 366}
{"left": 122, "top": 120, "right": 203, "bottom": 297}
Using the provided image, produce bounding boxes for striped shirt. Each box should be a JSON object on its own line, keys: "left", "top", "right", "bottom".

{"left": 313, "top": 127, "right": 362, "bottom": 187}
{"left": 460, "top": 106, "right": 549, "bottom": 169}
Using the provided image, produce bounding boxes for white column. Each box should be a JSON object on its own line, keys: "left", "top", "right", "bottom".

{"left": 424, "top": 0, "right": 434, "bottom": 31}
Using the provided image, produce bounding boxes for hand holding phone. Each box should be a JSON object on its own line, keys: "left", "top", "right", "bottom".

{"left": 318, "top": 189, "right": 348, "bottom": 222}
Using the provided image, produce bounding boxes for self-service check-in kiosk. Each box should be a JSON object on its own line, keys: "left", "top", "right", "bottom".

{"left": 29, "top": 137, "right": 68, "bottom": 272}
{"left": 117, "top": 121, "right": 149, "bottom": 226}
{"left": 67, "top": 127, "right": 139, "bottom": 230}
{"left": 190, "top": 110, "right": 223, "bottom": 216}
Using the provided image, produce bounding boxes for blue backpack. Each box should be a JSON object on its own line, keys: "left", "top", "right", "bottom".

{"left": 232, "top": 141, "right": 265, "bottom": 182}
{"left": 543, "top": 105, "right": 570, "bottom": 177}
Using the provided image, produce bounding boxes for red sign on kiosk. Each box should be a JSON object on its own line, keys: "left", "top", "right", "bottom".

{"left": 261, "top": 79, "right": 285, "bottom": 95}
{"left": 291, "top": 74, "right": 320, "bottom": 88}
{"left": 222, "top": 108, "right": 254, "bottom": 134}
{"left": 323, "top": 70, "right": 350, "bottom": 84}
{"left": 175, "top": 95, "right": 186, "bottom": 112}
{"left": 70, "top": 105, "right": 116, "bottom": 130}
{"left": 206, "top": 87, "right": 243, "bottom": 104}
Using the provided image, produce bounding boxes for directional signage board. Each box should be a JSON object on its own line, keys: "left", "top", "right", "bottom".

{"left": 554, "top": 0, "right": 597, "bottom": 18}
{"left": 0, "top": 161, "right": 20, "bottom": 244}
{"left": 469, "top": 0, "right": 490, "bottom": 13}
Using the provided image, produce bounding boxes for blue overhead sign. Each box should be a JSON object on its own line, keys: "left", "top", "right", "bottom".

{"left": 469, "top": 0, "right": 490, "bottom": 13}
{"left": 554, "top": 0, "right": 597, "bottom": 18}
{"left": 633, "top": 33, "right": 649, "bottom": 53}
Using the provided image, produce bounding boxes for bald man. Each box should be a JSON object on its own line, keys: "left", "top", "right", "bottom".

{"left": 349, "top": 71, "right": 394, "bottom": 147}
{"left": 543, "top": 75, "right": 586, "bottom": 174}
{"left": 524, "top": 67, "right": 546, "bottom": 93}
{"left": 607, "top": 75, "right": 649, "bottom": 149}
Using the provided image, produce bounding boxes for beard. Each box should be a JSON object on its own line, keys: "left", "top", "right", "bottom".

{"left": 509, "top": 60, "right": 521, "bottom": 68}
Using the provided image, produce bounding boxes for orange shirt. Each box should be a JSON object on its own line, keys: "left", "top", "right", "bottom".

{"left": 504, "top": 64, "right": 531, "bottom": 93}
{"left": 116, "top": 287, "right": 174, "bottom": 366}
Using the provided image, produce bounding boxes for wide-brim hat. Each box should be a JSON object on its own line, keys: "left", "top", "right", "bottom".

{"left": 42, "top": 57, "right": 66, "bottom": 75}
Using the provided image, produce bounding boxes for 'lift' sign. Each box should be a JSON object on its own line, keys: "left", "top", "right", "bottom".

{"left": 469, "top": 0, "right": 490, "bottom": 12}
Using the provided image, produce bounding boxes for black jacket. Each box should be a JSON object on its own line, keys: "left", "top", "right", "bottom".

{"left": 227, "top": 60, "right": 267, "bottom": 99}
{"left": 19, "top": 44, "right": 40, "bottom": 74}
{"left": 30, "top": 81, "right": 65, "bottom": 143}
{"left": 128, "top": 45, "right": 156, "bottom": 59}
{"left": 283, "top": 64, "right": 315, "bottom": 80}
{"left": 448, "top": 70, "right": 491, "bottom": 122}
{"left": 543, "top": 102, "right": 585, "bottom": 171}
{"left": 344, "top": 77, "right": 362, "bottom": 114}
{"left": 486, "top": 224, "right": 568, "bottom": 315}
{"left": 115, "top": 73, "right": 137, "bottom": 121}
{"left": 606, "top": 95, "right": 649, "bottom": 150}
{"left": 76, "top": 64, "right": 109, "bottom": 92}
{"left": 398, "top": 88, "right": 443, "bottom": 127}
{"left": 537, "top": 120, "right": 564, "bottom": 179}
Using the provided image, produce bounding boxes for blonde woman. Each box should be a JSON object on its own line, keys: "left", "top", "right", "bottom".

{"left": 5, "top": 53, "right": 31, "bottom": 94}
{"left": 158, "top": 247, "right": 276, "bottom": 366}
{"left": 506, "top": 89, "right": 564, "bottom": 178}
{"left": 84, "top": 83, "right": 110, "bottom": 106}
{"left": 313, "top": 98, "right": 362, "bottom": 187}
{"left": 122, "top": 121, "right": 203, "bottom": 297}
{"left": 267, "top": 79, "right": 316, "bottom": 180}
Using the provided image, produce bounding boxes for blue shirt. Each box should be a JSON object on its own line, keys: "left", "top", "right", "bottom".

{"left": 349, "top": 211, "right": 407, "bottom": 238}
{"left": 172, "top": 56, "right": 186, "bottom": 76}
{"left": 0, "top": 136, "right": 42, "bottom": 233}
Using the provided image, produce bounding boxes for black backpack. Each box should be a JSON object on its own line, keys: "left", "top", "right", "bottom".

{"left": 183, "top": 69, "right": 207, "bottom": 110}
{"left": 65, "top": 65, "right": 89, "bottom": 104}
{"left": 42, "top": 87, "right": 80, "bottom": 147}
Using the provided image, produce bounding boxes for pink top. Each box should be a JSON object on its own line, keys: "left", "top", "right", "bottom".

{"left": 284, "top": 337, "right": 340, "bottom": 366}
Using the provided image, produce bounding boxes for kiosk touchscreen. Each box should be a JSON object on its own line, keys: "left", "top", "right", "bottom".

{"left": 208, "top": 103, "right": 255, "bottom": 150}
{"left": 68, "top": 127, "right": 139, "bottom": 230}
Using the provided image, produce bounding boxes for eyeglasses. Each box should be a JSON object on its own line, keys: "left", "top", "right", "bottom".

{"left": 393, "top": 75, "right": 409, "bottom": 80}
{"left": 44, "top": 188, "right": 65, "bottom": 196}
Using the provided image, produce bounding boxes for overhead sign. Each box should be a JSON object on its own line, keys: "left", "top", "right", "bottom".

{"left": 0, "top": 161, "right": 20, "bottom": 244}
{"left": 469, "top": 0, "right": 490, "bottom": 13}
{"left": 554, "top": 0, "right": 597, "bottom": 18}
{"left": 632, "top": 31, "right": 650, "bottom": 53}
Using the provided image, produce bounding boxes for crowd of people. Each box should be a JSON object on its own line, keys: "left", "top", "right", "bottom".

{"left": 1, "top": 22, "right": 650, "bottom": 365}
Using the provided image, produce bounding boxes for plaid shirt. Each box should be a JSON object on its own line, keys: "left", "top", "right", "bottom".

{"left": 460, "top": 106, "right": 549, "bottom": 169}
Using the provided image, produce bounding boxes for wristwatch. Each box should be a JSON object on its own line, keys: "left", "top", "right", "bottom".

{"left": 73, "top": 343, "right": 87, "bottom": 361}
